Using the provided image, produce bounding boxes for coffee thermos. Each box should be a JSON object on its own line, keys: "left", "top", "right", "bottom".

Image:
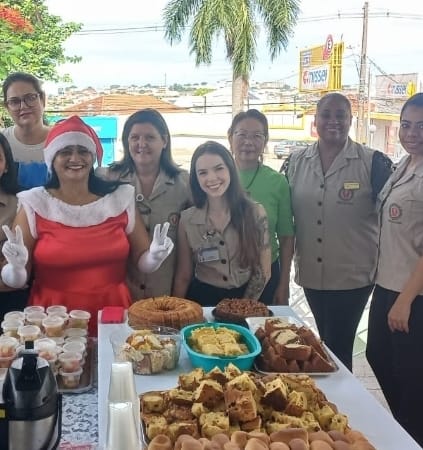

{"left": 0, "top": 342, "right": 62, "bottom": 450}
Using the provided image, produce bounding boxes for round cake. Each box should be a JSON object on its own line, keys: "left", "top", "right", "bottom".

{"left": 128, "top": 296, "right": 203, "bottom": 329}
{"left": 214, "top": 298, "right": 270, "bottom": 323}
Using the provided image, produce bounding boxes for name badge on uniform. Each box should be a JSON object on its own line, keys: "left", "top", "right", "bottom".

{"left": 198, "top": 247, "right": 220, "bottom": 263}
{"left": 343, "top": 182, "right": 360, "bottom": 190}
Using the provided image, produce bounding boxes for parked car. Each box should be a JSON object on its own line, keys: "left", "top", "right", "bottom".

{"left": 273, "top": 140, "right": 310, "bottom": 159}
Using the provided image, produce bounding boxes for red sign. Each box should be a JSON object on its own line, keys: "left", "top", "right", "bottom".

{"left": 323, "top": 34, "right": 334, "bottom": 60}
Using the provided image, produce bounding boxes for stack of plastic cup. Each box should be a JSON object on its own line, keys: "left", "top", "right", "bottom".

{"left": 108, "top": 362, "right": 140, "bottom": 441}
{"left": 106, "top": 402, "right": 141, "bottom": 450}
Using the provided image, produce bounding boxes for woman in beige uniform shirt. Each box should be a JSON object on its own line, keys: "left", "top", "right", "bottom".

{"left": 366, "top": 93, "right": 423, "bottom": 447}
{"left": 173, "top": 141, "right": 271, "bottom": 306}
{"left": 97, "top": 109, "right": 191, "bottom": 300}
{"left": 284, "top": 92, "right": 392, "bottom": 370}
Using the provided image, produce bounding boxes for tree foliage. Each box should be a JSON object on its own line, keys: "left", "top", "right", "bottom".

{"left": 0, "top": 0, "right": 82, "bottom": 83}
{"left": 163, "top": 0, "right": 300, "bottom": 113}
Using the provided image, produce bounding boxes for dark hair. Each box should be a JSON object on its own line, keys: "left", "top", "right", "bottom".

{"left": 316, "top": 92, "right": 352, "bottom": 115}
{"left": 400, "top": 92, "right": 423, "bottom": 120}
{"left": 190, "top": 141, "right": 262, "bottom": 269}
{"left": 228, "top": 109, "right": 269, "bottom": 142}
{"left": 0, "top": 133, "right": 19, "bottom": 194}
{"left": 109, "top": 108, "right": 180, "bottom": 178}
{"left": 45, "top": 167, "right": 124, "bottom": 196}
{"left": 2, "top": 72, "right": 46, "bottom": 103}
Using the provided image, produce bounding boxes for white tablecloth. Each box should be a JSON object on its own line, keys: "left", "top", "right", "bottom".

{"left": 97, "top": 306, "right": 420, "bottom": 449}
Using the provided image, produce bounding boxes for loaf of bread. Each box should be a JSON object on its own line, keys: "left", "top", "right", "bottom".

{"left": 255, "top": 319, "right": 336, "bottom": 374}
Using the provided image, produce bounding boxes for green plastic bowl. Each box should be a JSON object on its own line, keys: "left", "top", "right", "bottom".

{"left": 181, "top": 322, "right": 261, "bottom": 371}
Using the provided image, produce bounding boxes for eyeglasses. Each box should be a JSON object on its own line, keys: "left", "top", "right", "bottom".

{"left": 5, "top": 93, "right": 40, "bottom": 111}
{"left": 233, "top": 130, "right": 266, "bottom": 142}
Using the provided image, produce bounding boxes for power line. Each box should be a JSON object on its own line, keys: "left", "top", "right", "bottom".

{"left": 75, "top": 11, "right": 423, "bottom": 36}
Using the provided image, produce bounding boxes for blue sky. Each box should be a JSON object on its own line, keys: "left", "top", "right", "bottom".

{"left": 44, "top": 0, "right": 423, "bottom": 90}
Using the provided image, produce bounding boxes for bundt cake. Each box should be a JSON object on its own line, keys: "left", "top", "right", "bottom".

{"left": 128, "top": 296, "right": 203, "bottom": 329}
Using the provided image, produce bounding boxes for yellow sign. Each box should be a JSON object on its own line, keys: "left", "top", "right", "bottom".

{"left": 299, "top": 38, "right": 344, "bottom": 93}
{"left": 406, "top": 81, "right": 416, "bottom": 97}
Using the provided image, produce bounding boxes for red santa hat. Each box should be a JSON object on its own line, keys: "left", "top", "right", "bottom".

{"left": 44, "top": 115, "right": 103, "bottom": 171}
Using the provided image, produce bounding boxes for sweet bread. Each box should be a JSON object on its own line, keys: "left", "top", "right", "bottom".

{"left": 214, "top": 298, "right": 270, "bottom": 322}
{"left": 255, "top": 319, "right": 335, "bottom": 374}
{"left": 128, "top": 296, "right": 203, "bottom": 329}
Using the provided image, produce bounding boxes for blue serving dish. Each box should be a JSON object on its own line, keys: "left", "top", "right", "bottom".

{"left": 181, "top": 322, "right": 261, "bottom": 371}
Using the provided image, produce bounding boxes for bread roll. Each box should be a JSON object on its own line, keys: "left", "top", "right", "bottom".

{"left": 245, "top": 438, "right": 268, "bottom": 450}
{"left": 308, "top": 431, "right": 334, "bottom": 446}
{"left": 148, "top": 434, "right": 173, "bottom": 450}
{"left": 269, "top": 443, "right": 290, "bottom": 450}
{"left": 333, "top": 442, "right": 351, "bottom": 450}
{"left": 247, "top": 432, "right": 270, "bottom": 446}
{"left": 175, "top": 435, "right": 199, "bottom": 450}
{"left": 211, "top": 434, "right": 230, "bottom": 447}
{"left": 231, "top": 431, "right": 249, "bottom": 449}
{"left": 181, "top": 439, "right": 203, "bottom": 450}
{"left": 309, "top": 440, "right": 333, "bottom": 450}
{"left": 288, "top": 438, "right": 308, "bottom": 450}
{"left": 224, "top": 443, "right": 242, "bottom": 450}
{"left": 270, "top": 428, "right": 308, "bottom": 444}
{"left": 327, "top": 431, "right": 349, "bottom": 443}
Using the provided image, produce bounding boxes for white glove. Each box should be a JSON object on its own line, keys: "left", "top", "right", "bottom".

{"left": 1, "top": 225, "right": 28, "bottom": 288}
{"left": 138, "top": 222, "right": 174, "bottom": 274}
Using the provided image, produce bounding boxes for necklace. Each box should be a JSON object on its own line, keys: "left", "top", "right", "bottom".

{"left": 244, "top": 164, "right": 260, "bottom": 192}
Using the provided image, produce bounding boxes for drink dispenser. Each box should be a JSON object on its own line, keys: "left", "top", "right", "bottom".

{"left": 0, "top": 342, "right": 62, "bottom": 450}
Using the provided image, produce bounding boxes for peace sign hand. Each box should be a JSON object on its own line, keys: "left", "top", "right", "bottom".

{"left": 2, "top": 225, "right": 28, "bottom": 268}
{"left": 150, "top": 222, "right": 174, "bottom": 261}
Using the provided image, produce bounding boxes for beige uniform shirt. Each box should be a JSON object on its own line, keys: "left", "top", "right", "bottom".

{"left": 96, "top": 167, "right": 191, "bottom": 299}
{"left": 286, "top": 139, "right": 378, "bottom": 290}
{"left": 0, "top": 190, "right": 18, "bottom": 263}
{"left": 180, "top": 203, "right": 267, "bottom": 289}
{"left": 376, "top": 155, "right": 423, "bottom": 293}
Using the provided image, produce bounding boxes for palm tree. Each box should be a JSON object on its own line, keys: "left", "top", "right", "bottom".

{"left": 163, "top": 0, "right": 300, "bottom": 115}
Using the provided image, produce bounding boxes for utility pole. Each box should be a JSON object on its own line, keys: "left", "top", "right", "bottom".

{"left": 356, "top": 2, "right": 369, "bottom": 144}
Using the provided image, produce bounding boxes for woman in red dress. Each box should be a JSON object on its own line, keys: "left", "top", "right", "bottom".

{"left": 1, "top": 116, "right": 173, "bottom": 335}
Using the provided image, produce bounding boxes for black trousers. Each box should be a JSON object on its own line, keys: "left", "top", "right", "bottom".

{"left": 186, "top": 278, "right": 247, "bottom": 307}
{"left": 0, "top": 289, "right": 30, "bottom": 322}
{"left": 366, "top": 285, "right": 423, "bottom": 447}
{"left": 303, "top": 285, "right": 373, "bottom": 371}
{"left": 259, "top": 259, "right": 280, "bottom": 305}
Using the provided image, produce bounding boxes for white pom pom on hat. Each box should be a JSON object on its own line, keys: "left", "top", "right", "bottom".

{"left": 44, "top": 115, "right": 103, "bottom": 171}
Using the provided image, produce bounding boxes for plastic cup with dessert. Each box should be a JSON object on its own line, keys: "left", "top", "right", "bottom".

{"left": 23, "top": 305, "right": 45, "bottom": 316}
{"left": 34, "top": 338, "right": 58, "bottom": 361}
{"left": 62, "top": 341, "right": 86, "bottom": 357}
{"left": 4, "top": 311, "right": 25, "bottom": 322}
{"left": 0, "top": 335, "right": 19, "bottom": 358}
{"left": 68, "top": 310, "right": 91, "bottom": 329}
{"left": 42, "top": 316, "right": 65, "bottom": 338}
{"left": 46, "top": 305, "right": 67, "bottom": 316}
{"left": 0, "top": 353, "right": 17, "bottom": 368}
{"left": 1, "top": 319, "right": 24, "bottom": 338}
{"left": 65, "top": 336, "right": 87, "bottom": 346}
{"left": 65, "top": 328, "right": 88, "bottom": 339}
{"left": 58, "top": 367, "right": 83, "bottom": 389}
{"left": 26, "top": 312, "right": 47, "bottom": 328}
{"left": 49, "top": 336, "right": 65, "bottom": 347}
{"left": 17, "top": 325, "right": 41, "bottom": 343}
{"left": 47, "top": 311, "right": 69, "bottom": 326}
{"left": 58, "top": 351, "right": 83, "bottom": 372}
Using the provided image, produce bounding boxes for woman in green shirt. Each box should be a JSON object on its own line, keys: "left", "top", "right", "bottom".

{"left": 228, "top": 109, "right": 294, "bottom": 305}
